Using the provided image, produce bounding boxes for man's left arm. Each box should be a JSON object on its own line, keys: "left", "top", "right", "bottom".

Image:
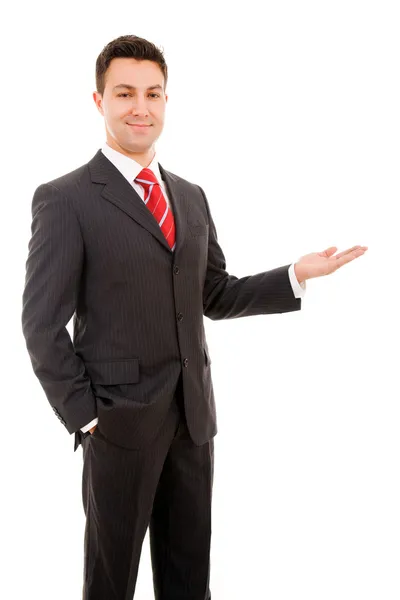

{"left": 200, "top": 186, "right": 367, "bottom": 320}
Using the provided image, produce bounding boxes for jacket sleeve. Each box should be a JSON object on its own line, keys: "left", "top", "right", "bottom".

{"left": 199, "top": 185, "right": 302, "bottom": 320}
{"left": 21, "top": 183, "right": 97, "bottom": 434}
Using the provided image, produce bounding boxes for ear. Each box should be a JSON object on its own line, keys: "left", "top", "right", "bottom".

{"left": 93, "top": 91, "right": 104, "bottom": 116}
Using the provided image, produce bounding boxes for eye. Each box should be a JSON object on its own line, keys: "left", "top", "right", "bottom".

{"left": 117, "top": 93, "right": 130, "bottom": 98}
{"left": 149, "top": 93, "right": 160, "bottom": 98}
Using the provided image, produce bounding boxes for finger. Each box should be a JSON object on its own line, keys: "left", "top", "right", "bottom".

{"left": 334, "top": 245, "right": 363, "bottom": 260}
{"left": 332, "top": 247, "right": 367, "bottom": 268}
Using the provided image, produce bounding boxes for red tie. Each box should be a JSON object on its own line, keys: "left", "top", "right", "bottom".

{"left": 135, "top": 168, "right": 176, "bottom": 251}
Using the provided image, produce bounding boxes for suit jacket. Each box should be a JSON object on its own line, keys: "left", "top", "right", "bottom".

{"left": 21, "top": 149, "right": 302, "bottom": 452}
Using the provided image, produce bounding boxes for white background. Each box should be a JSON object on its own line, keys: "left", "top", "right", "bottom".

{"left": 1, "top": 1, "right": 399, "bottom": 598}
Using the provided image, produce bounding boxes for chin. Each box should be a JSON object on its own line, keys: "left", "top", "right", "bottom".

{"left": 124, "top": 142, "right": 154, "bottom": 154}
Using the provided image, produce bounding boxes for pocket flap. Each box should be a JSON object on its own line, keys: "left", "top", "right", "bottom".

{"left": 188, "top": 219, "right": 209, "bottom": 237}
{"left": 86, "top": 359, "right": 140, "bottom": 384}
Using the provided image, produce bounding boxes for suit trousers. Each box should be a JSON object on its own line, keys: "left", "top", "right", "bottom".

{"left": 81, "top": 373, "right": 214, "bottom": 600}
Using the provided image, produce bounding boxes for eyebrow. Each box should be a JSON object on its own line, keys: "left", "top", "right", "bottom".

{"left": 113, "top": 84, "right": 163, "bottom": 92}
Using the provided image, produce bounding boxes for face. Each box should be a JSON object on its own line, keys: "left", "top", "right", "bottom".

{"left": 93, "top": 58, "right": 168, "bottom": 166}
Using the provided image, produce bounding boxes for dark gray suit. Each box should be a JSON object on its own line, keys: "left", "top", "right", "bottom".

{"left": 21, "top": 149, "right": 301, "bottom": 598}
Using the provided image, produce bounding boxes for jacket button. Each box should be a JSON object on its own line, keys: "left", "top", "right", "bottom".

{"left": 183, "top": 358, "right": 189, "bottom": 367}
{"left": 173, "top": 265, "right": 180, "bottom": 275}
{"left": 177, "top": 312, "right": 183, "bottom": 322}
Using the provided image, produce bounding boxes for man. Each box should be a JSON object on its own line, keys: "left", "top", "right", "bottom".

{"left": 21, "top": 34, "right": 367, "bottom": 600}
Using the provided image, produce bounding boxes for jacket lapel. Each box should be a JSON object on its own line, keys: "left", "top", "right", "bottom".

{"left": 88, "top": 149, "right": 188, "bottom": 254}
{"left": 158, "top": 162, "right": 188, "bottom": 255}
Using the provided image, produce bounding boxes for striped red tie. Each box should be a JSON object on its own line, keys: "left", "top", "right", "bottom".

{"left": 135, "top": 168, "right": 176, "bottom": 251}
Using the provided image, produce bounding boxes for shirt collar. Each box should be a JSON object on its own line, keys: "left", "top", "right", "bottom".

{"left": 101, "top": 142, "right": 164, "bottom": 185}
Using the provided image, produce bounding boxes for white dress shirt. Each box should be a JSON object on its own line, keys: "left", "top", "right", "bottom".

{"left": 80, "top": 143, "right": 306, "bottom": 433}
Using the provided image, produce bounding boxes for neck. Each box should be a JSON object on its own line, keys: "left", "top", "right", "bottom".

{"left": 106, "top": 139, "right": 155, "bottom": 167}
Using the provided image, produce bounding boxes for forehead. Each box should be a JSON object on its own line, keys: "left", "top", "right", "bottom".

{"left": 105, "top": 58, "right": 164, "bottom": 88}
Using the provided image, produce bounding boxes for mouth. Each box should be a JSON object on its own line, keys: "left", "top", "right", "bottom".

{"left": 127, "top": 123, "right": 152, "bottom": 128}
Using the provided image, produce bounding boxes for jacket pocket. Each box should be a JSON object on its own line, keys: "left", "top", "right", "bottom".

{"left": 188, "top": 219, "right": 209, "bottom": 237}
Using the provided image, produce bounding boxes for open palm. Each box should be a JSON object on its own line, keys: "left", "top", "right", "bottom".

{"left": 295, "top": 245, "right": 368, "bottom": 281}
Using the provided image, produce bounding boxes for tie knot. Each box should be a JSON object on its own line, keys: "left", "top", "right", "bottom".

{"left": 135, "top": 168, "right": 159, "bottom": 188}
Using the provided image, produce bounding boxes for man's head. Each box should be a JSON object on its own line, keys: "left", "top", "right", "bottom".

{"left": 93, "top": 35, "right": 168, "bottom": 165}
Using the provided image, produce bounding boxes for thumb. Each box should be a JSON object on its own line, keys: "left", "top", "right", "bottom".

{"left": 322, "top": 246, "right": 337, "bottom": 257}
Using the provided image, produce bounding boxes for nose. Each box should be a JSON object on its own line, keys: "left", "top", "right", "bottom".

{"left": 130, "top": 94, "right": 150, "bottom": 117}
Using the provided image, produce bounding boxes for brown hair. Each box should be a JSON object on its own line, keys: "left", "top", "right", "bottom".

{"left": 95, "top": 35, "right": 168, "bottom": 95}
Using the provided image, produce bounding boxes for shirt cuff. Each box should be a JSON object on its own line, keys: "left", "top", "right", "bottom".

{"left": 80, "top": 417, "right": 98, "bottom": 433}
{"left": 288, "top": 263, "right": 306, "bottom": 299}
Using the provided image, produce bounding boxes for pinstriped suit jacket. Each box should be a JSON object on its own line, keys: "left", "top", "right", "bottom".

{"left": 21, "top": 149, "right": 301, "bottom": 452}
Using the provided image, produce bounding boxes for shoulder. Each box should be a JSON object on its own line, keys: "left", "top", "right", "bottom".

{"left": 30, "top": 160, "right": 92, "bottom": 221}
{"left": 31, "top": 159, "right": 92, "bottom": 215}
{"left": 159, "top": 165, "right": 204, "bottom": 196}
{"left": 45, "top": 163, "right": 89, "bottom": 194}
